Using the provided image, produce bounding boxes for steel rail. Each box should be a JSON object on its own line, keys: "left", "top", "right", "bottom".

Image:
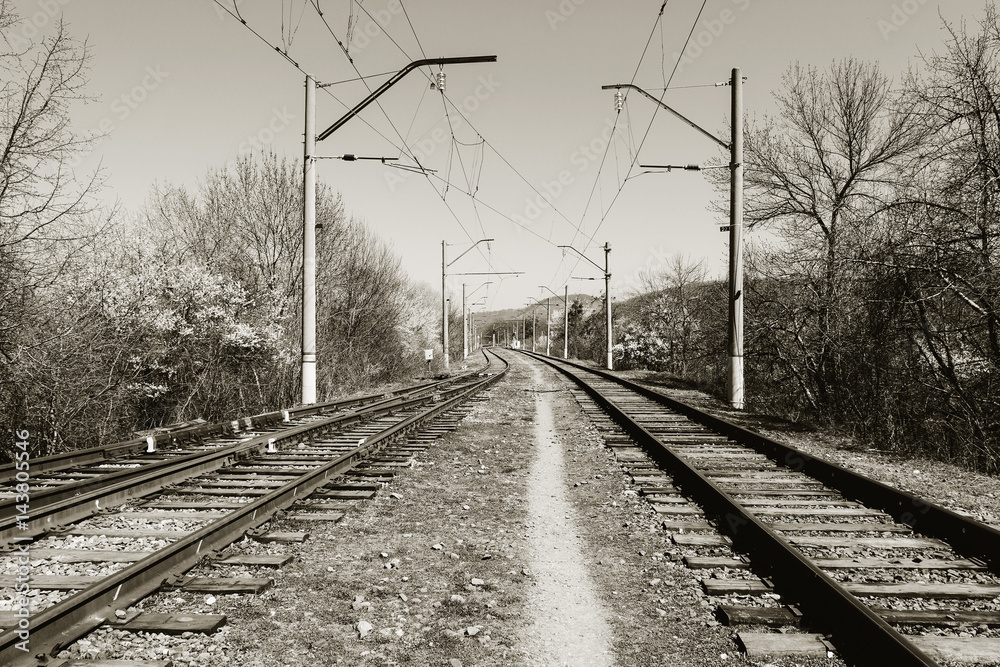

{"left": 0, "top": 370, "right": 477, "bottom": 482}
{"left": 0, "top": 366, "right": 494, "bottom": 542}
{"left": 523, "top": 352, "right": 1000, "bottom": 571}
{"left": 0, "top": 350, "right": 508, "bottom": 665}
{"left": 521, "top": 350, "right": 941, "bottom": 666}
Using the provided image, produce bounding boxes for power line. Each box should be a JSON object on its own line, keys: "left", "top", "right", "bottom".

{"left": 556, "top": 0, "right": 710, "bottom": 290}
{"left": 211, "top": 0, "right": 418, "bottom": 161}
{"left": 308, "top": 0, "right": 353, "bottom": 63}
{"left": 545, "top": 0, "right": 671, "bottom": 289}
{"left": 212, "top": 0, "right": 301, "bottom": 68}
{"left": 337, "top": 1, "right": 507, "bottom": 270}
{"left": 347, "top": 1, "right": 592, "bottom": 250}
{"left": 212, "top": 0, "right": 509, "bottom": 287}
{"left": 400, "top": 0, "right": 428, "bottom": 60}
{"left": 306, "top": 2, "right": 425, "bottom": 171}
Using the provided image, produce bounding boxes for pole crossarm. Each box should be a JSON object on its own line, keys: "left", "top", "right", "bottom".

{"left": 638, "top": 163, "right": 729, "bottom": 171}
{"left": 451, "top": 271, "right": 523, "bottom": 276}
{"left": 602, "top": 83, "right": 729, "bottom": 150}
{"left": 466, "top": 281, "right": 493, "bottom": 299}
{"left": 539, "top": 285, "right": 566, "bottom": 303}
{"left": 318, "top": 56, "right": 497, "bottom": 141}
{"left": 447, "top": 238, "right": 494, "bottom": 268}
{"left": 558, "top": 245, "right": 607, "bottom": 276}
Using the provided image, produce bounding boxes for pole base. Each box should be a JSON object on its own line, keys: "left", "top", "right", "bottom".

{"left": 727, "top": 356, "right": 744, "bottom": 410}
{"left": 302, "top": 359, "right": 317, "bottom": 405}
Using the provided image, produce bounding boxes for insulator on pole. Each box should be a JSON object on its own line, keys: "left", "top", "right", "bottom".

{"left": 614, "top": 90, "right": 624, "bottom": 111}
{"left": 434, "top": 69, "right": 446, "bottom": 92}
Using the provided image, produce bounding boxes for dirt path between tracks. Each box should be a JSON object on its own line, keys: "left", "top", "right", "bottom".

{"left": 520, "top": 362, "right": 613, "bottom": 666}
{"left": 200, "top": 351, "right": 836, "bottom": 667}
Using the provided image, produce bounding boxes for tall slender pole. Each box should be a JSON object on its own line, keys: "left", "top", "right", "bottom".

{"left": 549, "top": 301, "right": 554, "bottom": 355}
{"left": 605, "top": 242, "right": 613, "bottom": 370}
{"left": 563, "top": 284, "right": 569, "bottom": 359}
{"left": 462, "top": 283, "right": 468, "bottom": 359}
{"left": 301, "top": 74, "right": 317, "bottom": 405}
{"left": 532, "top": 309, "right": 536, "bottom": 352}
{"left": 442, "top": 241, "right": 450, "bottom": 372}
{"left": 728, "top": 67, "right": 745, "bottom": 409}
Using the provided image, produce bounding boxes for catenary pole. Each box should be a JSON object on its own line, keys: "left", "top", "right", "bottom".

{"left": 728, "top": 68, "right": 744, "bottom": 409}
{"left": 442, "top": 241, "right": 449, "bottom": 371}
{"left": 301, "top": 75, "right": 317, "bottom": 404}
{"left": 604, "top": 242, "right": 613, "bottom": 370}
{"left": 564, "top": 284, "right": 569, "bottom": 359}
{"left": 462, "top": 283, "right": 468, "bottom": 359}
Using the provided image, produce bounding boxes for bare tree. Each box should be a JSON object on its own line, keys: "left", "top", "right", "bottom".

{"left": 724, "top": 58, "right": 923, "bottom": 418}
{"left": 0, "top": 5, "right": 102, "bottom": 258}
{"left": 0, "top": 5, "right": 110, "bottom": 455}
{"left": 870, "top": 7, "right": 1000, "bottom": 469}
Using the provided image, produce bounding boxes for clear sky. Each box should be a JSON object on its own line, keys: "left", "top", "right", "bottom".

{"left": 8, "top": 0, "right": 990, "bottom": 310}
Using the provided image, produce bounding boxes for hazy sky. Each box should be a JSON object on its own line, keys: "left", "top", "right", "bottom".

{"left": 7, "top": 0, "right": 990, "bottom": 310}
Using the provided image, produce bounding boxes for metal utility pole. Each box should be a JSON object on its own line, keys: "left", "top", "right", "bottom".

{"left": 442, "top": 241, "right": 449, "bottom": 370}
{"left": 563, "top": 284, "right": 569, "bottom": 359}
{"left": 604, "top": 242, "right": 612, "bottom": 370}
{"left": 530, "top": 304, "right": 536, "bottom": 352}
{"left": 443, "top": 238, "right": 501, "bottom": 370}
{"left": 540, "top": 285, "right": 570, "bottom": 359}
{"left": 301, "top": 75, "right": 317, "bottom": 404}
{"left": 463, "top": 282, "right": 492, "bottom": 358}
{"left": 545, "top": 298, "right": 551, "bottom": 356}
{"left": 606, "top": 70, "right": 744, "bottom": 408}
{"left": 728, "top": 67, "right": 745, "bottom": 410}
{"left": 303, "top": 55, "right": 496, "bottom": 403}
{"left": 526, "top": 299, "right": 540, "bottom": 352}
{"left": 559, "top": 244, "right": 612, "bottom": 369}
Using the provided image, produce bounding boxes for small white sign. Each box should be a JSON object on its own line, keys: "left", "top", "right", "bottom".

{"left": 424, "top": 349, "right": 434, "bottom": 361}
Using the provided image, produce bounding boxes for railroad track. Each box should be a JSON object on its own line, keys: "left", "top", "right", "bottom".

{"left": 0, "top": 351, "right": 506, "bottom": 665}
{"left": 0, "top": 374, "right": 470, "bottom": 541}
{"left": 522, "top": 350, "right": 1000, "bottom": 666}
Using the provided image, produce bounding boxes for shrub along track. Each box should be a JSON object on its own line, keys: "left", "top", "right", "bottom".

{"left": 0, "top": 352, "right": 506, "bottom": 666}
{"left": 523, "top": 350, "right": 1000, "bottom": 667}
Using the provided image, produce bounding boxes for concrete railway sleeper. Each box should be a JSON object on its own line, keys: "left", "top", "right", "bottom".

{"left": 0, "top": 351, "right": 507, "bottom": 666}
{"left": 522, "top": 350, "right": 1000, "bottom": 666}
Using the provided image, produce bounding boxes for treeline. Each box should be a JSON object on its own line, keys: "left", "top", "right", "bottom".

{"left": 583, "top": 10, "right": 1000, "bottom": 473}
{"left": 0, "top": 8, "right": 438, "bottom": 459}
